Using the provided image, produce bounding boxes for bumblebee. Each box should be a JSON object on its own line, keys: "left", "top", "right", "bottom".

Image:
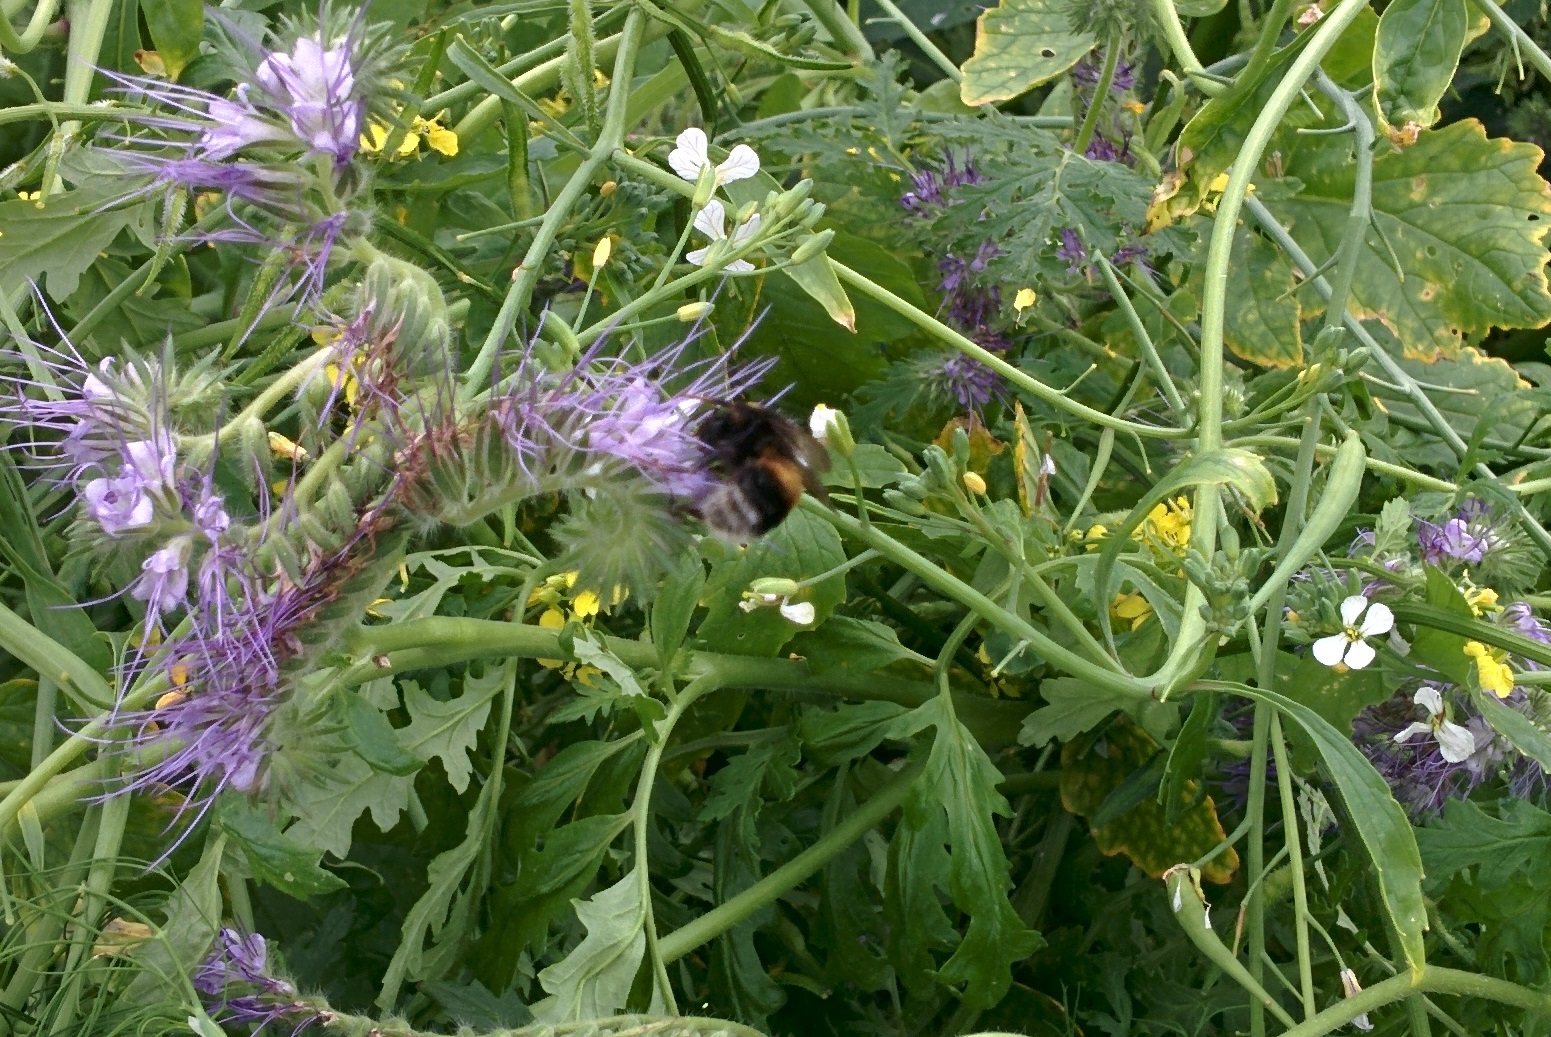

{"left": 693, "top": 400, "right": 830, "bottom": 541}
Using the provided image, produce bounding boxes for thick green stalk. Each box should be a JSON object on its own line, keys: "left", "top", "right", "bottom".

{"left": 800, "top": 0, "right": 874, "bottom": 59}
{"left": 1273, "top": 967, "right": 1551, "bottom": 1037}
{"left": 1072, "top": 39, "right": 1121, "bottom": 156}
{"left": 1269, "top": 713, "right": 1317, "bottom": 1017}
{"left": 0, "top": 0, "right": 61, "bottom": 54}
{"left": 1468, "top": 0, "right": 1551, "bottom": 82}
{"left": 871, "top": 0, "right": 959, "bottom": 81}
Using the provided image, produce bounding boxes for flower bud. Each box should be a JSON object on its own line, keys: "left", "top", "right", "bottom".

{"left": 735, "top": 201, "right": 759, "bottom": 226}
{"left": 749, "top": 577, "right": 801, "bottom": 598}
{"left": 677, "top": 301, "right": 714, "bottom": 322}
{"left": 788, "top": 229, "right": 835, "bottom": 267}
{"left": 591, "top": 236, "right": 612, "bottom": 270}
{"left": 808, "top": 403, "right": 854, "bottom": 457}
{"left": 963, "top": 471, "right": 987, "bottom": 495}
{"left": 691, "top": 167, "right": 717, "bottom": 208}
{"left": 770, "top": 178, "right": 814, "bottom": 219}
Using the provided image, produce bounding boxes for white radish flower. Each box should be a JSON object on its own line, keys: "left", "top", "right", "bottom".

{"left": 1393, "top": 686, "right": 1477, "bottom": 763}
{"left": 687, "top": 199, "right": 760, "bottom": 273}
{"left": 1312, "top": 595, "right": 1393, "bottom": 671}
{"left": 668, "top": 127, "right": 760, "bottom": 188}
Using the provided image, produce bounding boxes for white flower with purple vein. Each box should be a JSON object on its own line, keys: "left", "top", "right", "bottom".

{"left": 1393, "top": 686, "right": 1477, "bottom": 763}
{"left": 668, "top": 127, "right": 760, "bottom": 189}
{"left": 688, "top": 200, "right": 760, "bottom": 272}
{"left": 1312, "top": 595, "right": 1393, "bottom": 671}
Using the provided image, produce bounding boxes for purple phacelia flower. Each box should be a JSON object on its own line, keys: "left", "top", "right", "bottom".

{"left": 196, "top": 928, "right": 322, "bottom": 1036}
{"left": 900, "top": 150, "right": 984, "bottom": 216}
{"left": 1056, "top": 229, "right": 1088, "bottom": 274}
{"left": 80, "top": 437, "right": 177, "bottom": 535}
{"left": 255, "top": 33, "right": 364, "bottom": 163}
{"left": 1071, "top": 57, "right": 1136, "bottom": 93}
{"left": 1417, "top": 499, "right": 1502, "bottom": 566}
{"left": 930, "top": 353, "right": 1004, "bottom": 413}
{"left": 130, "top": 537, "right": 193, "bottom": 623}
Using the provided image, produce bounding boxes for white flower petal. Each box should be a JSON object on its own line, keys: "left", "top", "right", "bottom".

{"left": 780, "top": 600, "right": 815, "bottom": 625}
{"left": 692, "top": 200, "right": 727, "bottom": 240}
{"left": 1358, "top": 600, "right": 1394, "bottom": 637}
{"left": 685, "top": 246, "right": 710, "bottom": 267}
{"left": 1393, "top": 722, "right": 1432, "bottom": 744}
{"left": 1338, "top": 594, "right": 1368, "bottom": 627}
{"left": 716, "top": 143, "right": 760, "bottom": 184}
{"left": 1435, "top": 721, "right": 1478, "bottom": 764}
{"left": 668, "top": 127, "right": 709, "bottom": 181}
{"left": 725, "top": 258, "right": 755, "bottom": 273}
{"left": 730, "top": 212, "right": 761, "bottom": 244}
{"left": 1343, "top": 638, "right": 1377, "bottom": 670}
{"left": 810, "top": 404, "right": 837, "bottom": 440}
{"left": 1412, "top": 686, "right": 1445, "bottom": 716}
{"left": 1312, "top": 634, "right": 1349, "bottom": 668}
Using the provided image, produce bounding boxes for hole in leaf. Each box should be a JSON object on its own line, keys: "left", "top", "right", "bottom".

{"left": 1040, "top": 48, "right": 1055, "bottom": 57}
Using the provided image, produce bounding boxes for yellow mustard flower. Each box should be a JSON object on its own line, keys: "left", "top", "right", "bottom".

{"left": 1111, "top": 591, "right": 1153, "bottom": 631}
{"left": 1464, "top": 641, "right": 1515, "bottom": 697}
{"left": 1463, "top": 585, "right": 1499, "bottom": 616}
{"left": 1143, "top": 496, "right": 1193, "bottom": 554}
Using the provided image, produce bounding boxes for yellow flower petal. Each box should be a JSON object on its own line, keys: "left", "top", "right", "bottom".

{"left": 425, "top": 122, "right": 459, "bottom": 156}
{"left": 572, "top": 589, "right": 601, "bottom": 619}
{"left": 1013, "top": 287, "right": 1036, "bottom": 312}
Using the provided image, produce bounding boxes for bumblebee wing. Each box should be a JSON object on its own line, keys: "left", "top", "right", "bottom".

{"left": 791, "top": 431, "right": 832, "bottom": 502}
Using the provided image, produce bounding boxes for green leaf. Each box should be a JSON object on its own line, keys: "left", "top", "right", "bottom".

{"left": 1019, "top": 676, "right": 1170, "bottom": 747}
{"left": 1472, "top": 688, "right": 1551, "bottom": 772}
{"left": 889, "top": 697, "right": 1043, "bottom": 1008}
{"left": 0, "top": 600, "right": 114, "bottom": 712}
{"left": 531, "top": 870, "right": 650, "bottom": 1023}
{"left": 1417, "top": 798, "right": 1551, "bottom": 890}
{"left": 1322, "top": 7, "right": 1380, "bottom": 89}
{"left": 1272, "top": 120, "right": 1551, "bottom": 359}
{"left": 342, "top": 690, "right": 424, "bottom": 776}
{"left": 701, "top": 737, "right": 800, "bottom": 853}
{"left": 884, "top": 805, "right": 959, "bottom": 992}
{"left": 125, "top": 834, "right": 226, "bottom": 1001}
{"left": 1221, "top": 223, "right": 1303, "bottom": 367}
{"left": 800, "top": 700, "right": 910, "bottom": 766}
{"left": 788, "top": 616, "right": 923, "bottom": 674}
{"left": 959, "top": 0, "right": 1095, "bottom": 106}
{"left": 1373, "top": 0, "right": 1468, "bottom": 129}
{"left": 1225, "top": 682, "right": 1427, "bottom": 971}
{"left": 0, "top": 190, "right": 142, "bottom": 300}
{"left": 140, "top": 0, "right": 204, "bottom": 80}
{"left": 698, "top": 509, "right": 847, "bottom": 656}
{"left": 507, "top": 737, "right": 645, "bottom": 852}
{"left": 1406, "top": 565, "right": 1475, "bottom": 685}
{"left": 477, "top": 813, "right": 630, "bottom": 987}
{"left": 219, "top": 801, "right": 347, "bottom": 898}
{"left": 1162, "top": 690, "right": 1217, "bottom": 825}
{"left": 285, "top": 670, "right": 504, "bottom": 857}
{"left": 651, "top": 555, "right": 705, "bottom": 673}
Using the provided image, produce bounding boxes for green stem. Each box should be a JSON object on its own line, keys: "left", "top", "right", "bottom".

{"left": 1269, "top": 713, "right": 1317, "bottom": 1017}
{"left": 800, "top": 0, "right": 874, "bottom": 59}
{"left": 1149, "top": 0, "right": 1223, "bottom": 95}
{"left": 831, "top": 262, "right": 1190, "bottom": 439}
{"left": 1467, "top": 0, "right": 1551, "bottom": 83}
{"left": 0, "top": 0, "right": 59, "bottom": 51}
{"left": 1240, "top": 0, "right": 1303, "bottom": 86}
{"left": 1072, "top": 39, "right": 1120, "bottom": 156}
{"left": 460, "top": 10, "right": 646, "bottom": 397}
{"left": 658, "top": 753, "right": 924, "bottom": 963}
{"left": 1092, "top": 251, "right": 1187, "bottom": 418}
{"left": 1311, "top": 74, "right": 1374, "bottom": 331}
{"left": 870, "top": 0, "right": 960, "bottom": 81}
{"left": 634, "top": 676, "right": 719, "bottom": 1011}
{"left": 1274, "top": 967, "right": 1551, "bottom": 1037}
{"left": 808, "top": 499, "right": 1152, "bottom": 700}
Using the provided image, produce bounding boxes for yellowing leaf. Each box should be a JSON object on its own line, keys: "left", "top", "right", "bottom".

{"left": 1271, "top": 120, "right": 1551, "bottom": 359}
{"left": 959, "top": 0, "right": 1095, "bottom": 106}
{"left": 1061, "top": 720, "right": 1238, "bottom": 884}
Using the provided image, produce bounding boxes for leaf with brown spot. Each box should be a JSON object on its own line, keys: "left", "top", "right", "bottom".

{"left": 1269, "top": 120, "right": 1551, "bottom": 359}
{"left": 1060, "top": 720, "right": 1238, "bottom": 884}
{"left": 958, "top": 0, "right": 1094, "bottom": 106}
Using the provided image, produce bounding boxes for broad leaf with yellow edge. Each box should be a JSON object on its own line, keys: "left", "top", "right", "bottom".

{"left": 1271, "top": 120, "right": 1551, "bottom": 359}
{"left": 959, "top": 0, "right": 1094, "bottom": 106}
{"left": 1061, "top": 720, "right": 1239, "bottom": 884}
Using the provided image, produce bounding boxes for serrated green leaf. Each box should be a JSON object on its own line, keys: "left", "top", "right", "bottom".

{"left": 889, "top": 697, "right": 1042, "bottom": 1008}
{"left": 400, "top": 670, "right": 504, "bottom": 793}
{"left": 507, "top": 737, "right": 645, "bottom": 853}
{"left": 800, "top": 700, "right": 910, "bottom": 765}
{"left": 342, "top": 690, "right": 424, "bottom": 776}
{"left": 140, "top": 0, "right": 204, "bottom": 80}
{"left": 0, "top": 191, "right": 142, "bottom": 300}
{"left": 1417, "top": 798, "right": 1551, "bottom": 890}
{"left": 1272, "top": 121, "right": 1551, "bottom": 359}
{"left": 1221, "top": 223, "right": 1303, "bottom": 367}
{"left": 219, "top": 801, "right": 347, "bottom": 898}
{"left": 1374, "top": 0, "right": 1468, "bottom": 129}
{"left": 885, "top": 804, "right": 958, "bottom": 992}
{"left": 1162, "top": 690, "right": 1216, "bottom": 825}
{"left": 1223, "top": 682, "right": 1427, "bottom": 971}
{"left": 531, "top": 870, "right": 650, "bottom": 1023}
{"left": 701, "top": 737, "right": 800, "bottom": 853}
{"left": 959, "top": 0, "right": 1095, "bottom": 106}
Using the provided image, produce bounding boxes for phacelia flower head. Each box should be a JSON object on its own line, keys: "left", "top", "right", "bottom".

{"left": 1417, "top": 499, "right": 1503, "bottom": 566}
{"left": 196, "top": 928, "right": 322, "bottom": 1036}
{"left": 900, "top": 150, "right": 985, "bottom": 216}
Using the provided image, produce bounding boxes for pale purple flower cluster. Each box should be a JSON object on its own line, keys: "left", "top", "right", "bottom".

{"left": 900, "top": 151, "right": 984, "bottom": 216}
{"left": 2, "top": 347, "right": 231, "bottom": 632}
{"left": 1056, "top": 228, "right": 1150, "bottom": 277}
{"left": 1071, "top": 57, "right": 1136, "bottom": 93}
{"left": 1417, "top": 499, "right": 1502, "bottom": 566}
{"left": 195, "top": 929, "right": 321, "bottom": 1035}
